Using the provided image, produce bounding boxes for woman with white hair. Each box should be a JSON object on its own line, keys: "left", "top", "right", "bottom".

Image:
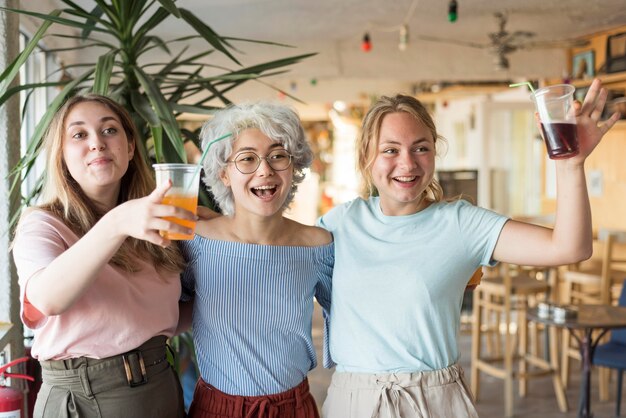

{"left": 179, "top": 101, "right": 333, "bottom": 418}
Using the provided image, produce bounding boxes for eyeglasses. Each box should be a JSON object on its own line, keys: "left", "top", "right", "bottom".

{"left": 227, "top": 149, "right": 293, "bottom": 174}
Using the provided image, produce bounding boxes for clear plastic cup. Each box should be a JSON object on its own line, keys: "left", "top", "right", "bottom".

{"left": 532, "top": 84, "right": 580, "bottom": 159}
{"left": 153, "top": 163, "right": 199, "bottom": 240}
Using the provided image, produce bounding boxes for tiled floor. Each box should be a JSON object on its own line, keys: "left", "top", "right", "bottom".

{"left": 309, "top": 304, "right": 622, "bottom": 417}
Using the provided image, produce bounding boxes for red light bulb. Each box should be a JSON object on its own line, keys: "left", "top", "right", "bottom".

{"left": 361, "top": 33, "right": 372, "bottom": 52}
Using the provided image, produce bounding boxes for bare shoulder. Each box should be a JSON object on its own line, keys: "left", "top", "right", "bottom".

{"left": 285, "top": 219, "right": 333, "bottom": 247}
{"left": 194, "top": 217, "right": 231, "bottom": 240}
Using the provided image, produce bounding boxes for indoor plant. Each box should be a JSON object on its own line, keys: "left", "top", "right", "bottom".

{"left": 0, "top": 0, "right": 314, "bottom": 214}
{"left": 0, "top": 0, "right": 314, "bottom": 380}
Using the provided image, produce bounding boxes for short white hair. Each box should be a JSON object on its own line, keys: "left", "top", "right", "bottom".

{"left": 200, "top": 101, "right": 313, "bottom": 215}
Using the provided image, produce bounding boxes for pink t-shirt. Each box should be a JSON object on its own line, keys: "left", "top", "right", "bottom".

{"left": 12, "top": 209, "right": 181, "bottom": 360}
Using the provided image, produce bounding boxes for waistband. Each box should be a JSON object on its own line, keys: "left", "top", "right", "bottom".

{"left": 330, "top": 363, "right": 466, "bottom": 389}
{"left": 39, "top": 335, "right": 170, "bottom": 395}
{"left": 331, "top": 364, "right": 470, "bottom": 418}
{"left": 192, "top": 377, "right": 312, "bottom": 418}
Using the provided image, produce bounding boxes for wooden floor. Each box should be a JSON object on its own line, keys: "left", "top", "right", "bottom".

{"left": 309, "top": 304, "right": 622, "bottom": 418}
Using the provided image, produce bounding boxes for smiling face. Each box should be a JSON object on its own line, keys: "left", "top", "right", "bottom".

{"left": 62, "top": 101, "right": 135, "bottom": 207}
{"left": 371, "top": 112, "right": 436, "bottom": 216}
{"left": 219, "top": 128, "right": 293, "bottom": 219}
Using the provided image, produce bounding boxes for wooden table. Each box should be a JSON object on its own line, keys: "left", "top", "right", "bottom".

{"left": 528, "top": 304, "right": 626, "bottom": 418}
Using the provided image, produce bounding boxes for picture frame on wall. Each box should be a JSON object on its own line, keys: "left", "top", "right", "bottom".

{"left": 606, "top": 32, "right": 626, "bottom": 73}
{"left": 572, "top": 50, "right": 595, "bottom": 79}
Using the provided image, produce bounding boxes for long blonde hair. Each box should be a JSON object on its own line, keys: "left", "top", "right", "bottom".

{"left": 357, "top": 94, "right": 444, "bottom": 201}
{"left": 37, "top": 94, "right": 185, "bottom": 272}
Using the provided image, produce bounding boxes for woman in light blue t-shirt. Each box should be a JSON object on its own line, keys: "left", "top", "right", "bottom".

{"left": 320, "top": 80, "right": 620, "bottom": 418}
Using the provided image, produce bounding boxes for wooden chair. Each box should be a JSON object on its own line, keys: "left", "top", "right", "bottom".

{"left": 560, "top": 229, "right": 626, "bottom": 399}
{"left": 471, "top": 263, "right": 568, "bottom": 418}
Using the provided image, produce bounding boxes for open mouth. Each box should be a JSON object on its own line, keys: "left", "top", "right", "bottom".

{"left": 251, "top": 185, "right": 277, "bottom": 198}
{"left": 393, "top": 176, "right": 417, "bottom": 183}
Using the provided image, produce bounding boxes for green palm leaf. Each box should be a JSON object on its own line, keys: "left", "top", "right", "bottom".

{"left": 155, "top": 0, "right": 181, "bottom": 19}
{"left": 133, "top": 67, "right": 186, "bottom": 162}
{"left": 0, "top": 10, "right": 61, "bottom": 97}
{"left": 3, "top": 0, "right": 315, "bottom": 220}
{"left": 178, "top": 8, "right": 241, "bottom": 65}
{"left": 0, "top": 6, "right": 110, "bottom": 33}
{"left": 92, "top": 51, "right": 116, "bottom": 94}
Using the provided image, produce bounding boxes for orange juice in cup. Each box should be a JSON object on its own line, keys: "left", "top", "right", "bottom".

{"left": 153, "top": 163, "right": 200, "bottom": 240}
{"left": 161, "top": 193, "right": 198, "bottom": 240}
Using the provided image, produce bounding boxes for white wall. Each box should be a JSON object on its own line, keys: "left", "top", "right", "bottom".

{"left": 432, "top": 87, "right": 540, "bottom": 214}
{"left": 434, "top": 95, "right": 489, "bottom": 206}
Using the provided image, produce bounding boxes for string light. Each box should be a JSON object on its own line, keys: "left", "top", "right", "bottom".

{"left": 448, "top": 0, "right": 458, "bottom": 22}
{"left": 361, "top": 0, "right": 418, "bottom": 52}
{"left": 361, "top": 33, "right": 372, "bottom": 52}
{"left": 358, "top": 0, "right": 461, "bottom": 54}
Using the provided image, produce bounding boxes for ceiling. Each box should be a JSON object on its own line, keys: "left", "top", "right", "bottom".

{"left": 162, "top": 0, "right": 626, "bottom": 104}
{"left": 33, "top": 0, "right": 626, "bottom": 110}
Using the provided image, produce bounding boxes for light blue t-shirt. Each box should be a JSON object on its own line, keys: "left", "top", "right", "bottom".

{"left": 318, "top": 197, "right": 508, "bottom": 373}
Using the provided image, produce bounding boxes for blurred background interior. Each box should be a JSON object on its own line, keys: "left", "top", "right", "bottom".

{"left": 2, "top": 0, "right": 626, "bottom": 416}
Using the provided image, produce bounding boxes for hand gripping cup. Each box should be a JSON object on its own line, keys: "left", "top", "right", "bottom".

{"left": 153, "top": 163, "right": 199, "bottom": 240}
{"left": 532, "top": 84, "right": 580, "bottom": 159}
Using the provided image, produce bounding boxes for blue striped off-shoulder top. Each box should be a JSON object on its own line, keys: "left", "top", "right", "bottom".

{"left": 180, "top": 236, "right": 334, "bottom": 396}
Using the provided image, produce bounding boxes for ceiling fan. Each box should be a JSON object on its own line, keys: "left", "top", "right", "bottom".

{"left": 417, "top": 12, "right": 589, "bottom": 71}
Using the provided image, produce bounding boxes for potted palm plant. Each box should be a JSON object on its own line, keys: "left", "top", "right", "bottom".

{"left": 0, "top": 0, "right": 314, "bottom": 214}
{"left": 0, "top": 0, "right": 314, "bottom": 381}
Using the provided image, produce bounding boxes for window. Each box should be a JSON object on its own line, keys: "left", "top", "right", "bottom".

{"left": 15, "top": 31, "right": 60, "bottom": 341}
{"left": 18, "top": 30, "right": 60, "bottom": 204}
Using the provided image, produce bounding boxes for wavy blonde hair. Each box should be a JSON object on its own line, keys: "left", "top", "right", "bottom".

{"left": 36, "top": 94, "right": 185, "bottom": 273}
{"left": 357, "top": 94, "right": 444, "bottom": 202}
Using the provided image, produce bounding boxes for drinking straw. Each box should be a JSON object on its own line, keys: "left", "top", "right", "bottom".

{"left": 509, "top": 82, "right": 535, "bottom": 93}
{"left": 187, "top": 132, "right": 232, "bottom": 192}
{"left": 197, "top": 132, "right": 233, "bottom": 168}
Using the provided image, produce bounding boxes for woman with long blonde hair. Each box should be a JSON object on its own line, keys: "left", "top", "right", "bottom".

{"left": 12, "top": 94, "right": 193, "bottom": 417}
{"left": 320, "top": 81, "right": 620, "bottom": 417}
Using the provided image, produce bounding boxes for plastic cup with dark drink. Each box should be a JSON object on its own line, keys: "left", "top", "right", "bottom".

{"left": 532, "top": 84, "right": 579, "bottom": 159}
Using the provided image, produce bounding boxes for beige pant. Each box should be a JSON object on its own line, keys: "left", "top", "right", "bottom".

{"left": 322, "top": 364, "right": 478, "bottom": 418}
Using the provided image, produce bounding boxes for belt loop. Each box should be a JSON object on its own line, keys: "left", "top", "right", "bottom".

{"left": 78, "top": 364, "right": 95, "bottom": 399}
{"left": 122, "top": 351, "right": 148, "bottom": 387}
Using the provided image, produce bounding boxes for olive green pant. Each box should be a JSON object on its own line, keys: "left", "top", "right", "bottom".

{"left": 35, "top": 336, "right": 184, "bottom": 418}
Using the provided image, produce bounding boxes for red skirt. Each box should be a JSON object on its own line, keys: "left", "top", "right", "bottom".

{"left": 188, "top": 377, "right": 320, "bottom": 418}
